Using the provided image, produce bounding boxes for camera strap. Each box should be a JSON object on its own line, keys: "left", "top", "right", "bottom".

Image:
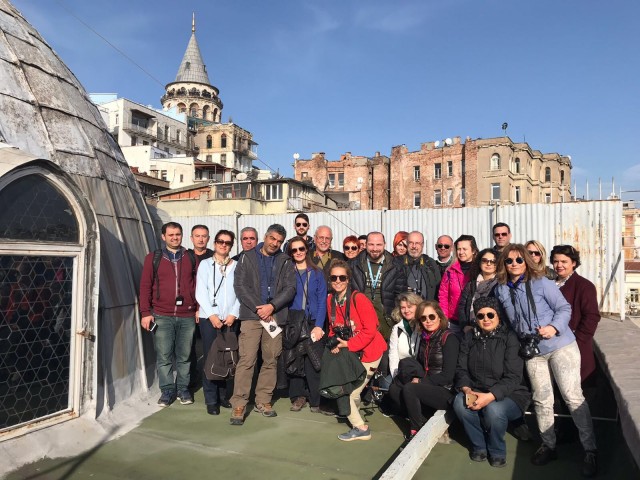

{"left": 330, "top": 289, "right": 352, "bottom": 328}
{"left": 509, "top": 280, "right": 539, "bottom": 334}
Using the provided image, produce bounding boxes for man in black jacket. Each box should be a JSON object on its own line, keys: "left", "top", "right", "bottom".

{"left": 397, "top": 231, "right": 442, "bottom": 301}
{"left": 311, "top": 225, "right": 345, "bottom": 281}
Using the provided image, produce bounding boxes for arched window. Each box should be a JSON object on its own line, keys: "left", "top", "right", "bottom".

{"left": 221, "top": 134, "right": 227, "bottom": 148}
{"left": 560, "top": 170, "right": 565, "bottom": 185}
{"left": 189, "top": 103, "right": 198, "bottom": 117}
{"left": 514, "top": 157, "right": 521, "bottom": 174}
{"left": 202, "top": 105, "right": 210, "bottom": 121}
{"left": 177, "top": 103, "right": 186, "bottom": 114}
{"left": 490, "top": 153, "right": 500, "bottom": 171}
{"left": 213, "top": 108, "right": 219, "bottom": 122}
{"left": 545, "top": 167, "right": 551, "bottom": 182}
{"left": 206, "top": 135, "right": 212, "bottom": 149}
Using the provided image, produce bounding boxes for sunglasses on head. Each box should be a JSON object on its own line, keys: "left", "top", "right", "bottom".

{"left": 527, "top": 250, "right": 541, "bottom": 257}
{"left": 344, "top": 245, "right": 359, "bottom": 251}
{"left": 329, "top": 275, "right": 348, "bottom": 282}
{"left": 481, "top": 258, "right": 496, "bottom": 265}
{"left": 290, "top": 246, "right": 307, "bottom": 254}
{"left": 296, "top": 222, "right": 308, "bottom": 227}
{"left": 215, "top": 239, "right": 233, "bottom": 247}
{"left": 420, "top": 314, "right": 438, "bottom": 321}
{"left": 505, "top": 257, "right": 525, "bottom": 265}
{"left": 494, "top": 232, "right": 509, "bottom": 237}
{"left": 436, "top": 244, "right": 451, "bottom": 249}
{"left": 476, "top": 312, "right": 496, "bottom": 320}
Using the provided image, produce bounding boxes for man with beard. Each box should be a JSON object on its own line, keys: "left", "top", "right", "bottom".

{"left": 397, "top": 231, "right": 441, "bottom": 301}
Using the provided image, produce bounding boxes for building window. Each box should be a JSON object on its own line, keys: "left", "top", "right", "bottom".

{"left": 301, "top": 172, "right": 308, "bottom": 179}
{"left": 560, "top": 170, "right": 565, "bottom": 185}
{"left": 514, "top": 186, "right": 521, "bottom": 204}
{"left": 434, "top": 163, "right": 442, "bottom": 179}
{"left": 206, "top": 135, "right": 212, "bottom": 148}
{"left": 447, "top": 161, "right": 453, "bottom": 177}
{"left": 413, "top": 192, "right": 421, "bottom": 208}
{"left": 328, "top": 174, "right": 335, "bottom": 188}
{"left": 179, "top": 174, "right": 184, "bottom": 183}
{"left": 161, "top": 170, "right": 168, "bottom": 181}
{"left": 545, "top": 167, "right": 551, "bottom": 182}
{"left": 461, "top": 188, "right": 465, "bottom": 205}
{"left": 490, "top": 154, "right": 500, "bottom": 171}
{"left": 545, "top": 193, "right": 551, "bottom": 203}
{"left": 491, "top": 183, "right": 501, "bottom": 201}
{"left": 266, "top": 184, "right": 283, "bottom": 200}
{"left": 221, "top": 134, "right": 227, "bottom": 148}
{"left": 206, "top": 154, "right": 212, "bottom": 162}
{"left": 220, "top": 153, "right": 227, "bottom": 165}
{"left": 130, "top": 136, "right": 137, "bottom": 146}
{"left": 150, "top": 169, "right": 159, "bottom": 178}
{"left": 434, "top": 189, "right": 442, "bottom": 206}
{"left": 446, "top": 188, "right": 453, "bottom": 205}
{"left": 195, "top": 170, "right": 202, "bottom": 180}
{"left": 414, "top": 166, "right": 420, "bottom": 181}
{"left": 514, "top": 157, "right": 521, "bottom": 174}
{"left": 630, "top": 288, "right": 640, "bottom": 303}
{"left": 338, "top": 173, "right": 344, "bottom": 187}
{"left": 142, "top": 140, "right": 149, "bottom": 146}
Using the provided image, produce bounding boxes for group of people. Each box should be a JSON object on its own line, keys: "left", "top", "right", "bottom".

{"left": 138, "top": 215, "right": 601, "bottom": 477}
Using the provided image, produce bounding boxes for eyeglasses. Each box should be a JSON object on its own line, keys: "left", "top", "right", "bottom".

{"left": 527, "top": 250, "right": 542, "bottom": 257}
{"left": 436, "top": 244, "right": 451, "bottom": 249}
{"left": 296, "top": 222, "right": 308, "bottom": 227}
{"left": 505, "top": 257, "right": 525, "bottom": 265}
{"left": 241, "top": 237, "right": 256, "bottom": 241}
{"left": 494, "top": 232, "right": 509, "bottom": 237}
{"left": 476, "top": 312, "right": 497, "bottom": 320}
{"left": 344, "top": 245, "right": 359, "bottom": 251}
{"left": 215, "top": 239, "right": 233, "bottom": 247}
{"left": 420, "top": 314, "right": 438, "bottom": 321}
{"left": 481, "top": 258, "right": 496, "bottom": 265}
{"left": 329, "top": 275, "right": 348, "bottom": 282}
{"left": 290, "top": 246, "right": 307, "bottom": 254}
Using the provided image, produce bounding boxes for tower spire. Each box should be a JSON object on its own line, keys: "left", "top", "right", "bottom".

{"left": 192, "top": 12, "right": 195, "bottom": 33}
{"left": 173, "top": 15, "right": 210, "bottom": 84}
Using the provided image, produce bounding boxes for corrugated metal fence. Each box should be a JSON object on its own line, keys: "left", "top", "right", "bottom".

{"left": 169, "top": 200, "right": 623, "bottom": 315}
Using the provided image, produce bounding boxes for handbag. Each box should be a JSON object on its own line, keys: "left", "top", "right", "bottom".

{"left": 204, "top": 326, "right": 239, "bottom": 381}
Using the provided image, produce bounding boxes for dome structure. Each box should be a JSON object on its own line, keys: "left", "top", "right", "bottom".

{"left": 0, "top": 0, "right": 159, "bottom": 453}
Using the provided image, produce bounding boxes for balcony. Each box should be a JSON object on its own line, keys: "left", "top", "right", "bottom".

{"left": 122, "top": 122, "right": 156, "bottom": 140}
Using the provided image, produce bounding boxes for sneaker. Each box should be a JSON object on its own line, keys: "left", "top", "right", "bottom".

{"left": 309, "top": 406, "right": 321, "bottom": 414}
{"left": 531, "top": 444, "right": 558, "bottom": 466}
{"left": 489, "top": 457, "right": 507, "bottom": 468}
{"left": 290, "top": 396, "right": 307, "bottom": 412}
{"left": 582, "top": 450, "right": 598, "bottom": 478}
{"left": 470, "top": 451, "right": 488, "bottom": 462}
{"left": 338, "top": 427, "right": 371, "bottom": 442}
{"left": 254, "top": 402, "right": 277, "bottom": 417}
{"left": 404, "top": 429, "right": 418, "bottom": 441}
{"left": 230, "top": 406, "right": 245, "bottom": 426}
{"left": 178, "top": 389, "right": 194, "bottom": 405}
{"left": 513, "top": 423, "right": 532, "bottom": 442}
{"left": 157, "top": 389, "right": 176, "bottom": 407}
{"left": 206, "top": 404, "right": 220, "bottom": 415}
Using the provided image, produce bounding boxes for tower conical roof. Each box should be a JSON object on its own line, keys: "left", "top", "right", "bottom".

{"left": 174, "top": 17, "right": 210, "bottom": 85}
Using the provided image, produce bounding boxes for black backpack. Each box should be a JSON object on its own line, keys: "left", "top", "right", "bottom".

{"left": 151, "top": 248, "right": 196, "bottom": 299}
{"left": 204, "top": 328, "right": 239, "bottom": 381}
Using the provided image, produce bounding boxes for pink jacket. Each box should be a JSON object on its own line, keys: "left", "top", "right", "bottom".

{"left": 438, "top": 261, "right": 471, "bottom": 323}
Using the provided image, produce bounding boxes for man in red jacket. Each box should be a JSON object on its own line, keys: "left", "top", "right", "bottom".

{"left": 139, "top": 222, "right": 197, "bottom": 407}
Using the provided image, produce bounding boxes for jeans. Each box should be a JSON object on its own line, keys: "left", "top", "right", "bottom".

{"left": 526, "top": 340, "right": 597, "bottom": 451}
{"left": 153, "top": 314, "right": 196, "bottom": 392}
{"left": 347, "top": 357, "right": 381, "bottom": 428}
{"left": 199, "top": 318, "right": 238, "bottom": 406}
{"left": 453, "top": 392, "right": 521, "bottom": 459}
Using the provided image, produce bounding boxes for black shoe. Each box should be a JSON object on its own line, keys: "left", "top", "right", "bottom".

{"left": 531, "top": 444, "right": 558, "bottom": 466}
{"left": 220, "top": 400, "right": 232, "bottom": 409}
{"left": 207, "top": 404, "right": 220, "bottom": 415}
{"left": 582, "top": 450, "right": 598, "bottom": 478}
{"left": 470, "top": 451, "right": 488, "bottom": 462}
{"left": 489, "top": 457, "right": 507, "bottom": 468}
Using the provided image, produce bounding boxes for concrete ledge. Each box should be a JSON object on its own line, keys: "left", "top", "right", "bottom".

{"left": 380, "top": 409, "right": 453, "bottom": 480}
{"left": 594, "top": 316, "right": 640, "bottom": 468}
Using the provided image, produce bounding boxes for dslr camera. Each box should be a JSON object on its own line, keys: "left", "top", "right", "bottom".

{"left": 326, "top": 325, "right": 353, "bottom": 350}
{"left": 519, "top": 333, "right": 543, "bottom": 359}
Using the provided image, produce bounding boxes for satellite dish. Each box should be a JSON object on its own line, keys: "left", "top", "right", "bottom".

{"left": 567, "top": 155, "right": 572, "bottom": 160}
{"left": 293, "top": 153, "right": 300, "bottom": 160}
{"left": 445, "top": 138, "right": 453, "bottom": 146}
{"left": 236, "top": 173, "right": 247, "bottom": 181}
{"left": 434, "top": 140, "right": 440, "bottom": 148}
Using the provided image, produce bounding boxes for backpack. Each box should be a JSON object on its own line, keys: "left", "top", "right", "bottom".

{"left": 151, "top": 248, "right": 196, "bottom": 300}
{"left": 204, "top": 328, "right": 239, "bottom": 381}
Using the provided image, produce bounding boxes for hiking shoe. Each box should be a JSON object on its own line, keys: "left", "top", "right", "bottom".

{"left": 178, "top": 389, "right": 194, "bottom": 405}
{"left": 470, "top": 451, "right": 488, "bottom": 462}
{"left": 290, "top": 396, "right": 307, "bottom": 412}
{"left": 531, "top": 444, "right": 558, "bottom": 465}
{"left": 230, "top": 406, "right": 245, "bottom": 426}
{"left": 582, "top": 450, "right": 598, "bottom": 478}
{"left": 489, "top": 457, "right": 507, "bottom": 468}
{"left": 157, "top": 389, "right": 176, "bottom": 407}
{"left": 254, "top": 402, "right": 277, "bottom": 417}
{"left": 338, "top": 427, "right": 371, "bottom": 442}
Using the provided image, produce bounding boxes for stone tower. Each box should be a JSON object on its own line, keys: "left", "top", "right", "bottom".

{"left": 161, "top": 14, "right": 223, "bottom": 122}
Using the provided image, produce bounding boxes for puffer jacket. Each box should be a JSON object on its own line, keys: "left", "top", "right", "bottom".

{"left": 438, "top": 261, "right": 472, "bottom": 323}
{"left": 388, "top": 321, "right": 420, "bottom": 378}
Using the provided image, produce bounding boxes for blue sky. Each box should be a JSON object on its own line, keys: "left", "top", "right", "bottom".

{"left": 12, "top": 0, "right": 640, "bottom": 200}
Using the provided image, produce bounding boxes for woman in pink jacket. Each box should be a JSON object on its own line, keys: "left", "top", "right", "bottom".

{"left": 438, "top": 235, "right": 478, "bottom": 337}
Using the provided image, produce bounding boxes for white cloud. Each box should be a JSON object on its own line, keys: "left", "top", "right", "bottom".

{"left": 353, "top": 3, "right": 432, "bottom": 33}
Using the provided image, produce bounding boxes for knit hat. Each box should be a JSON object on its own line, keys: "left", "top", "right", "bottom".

{"left": 473, "top": 296, "right": 503, "bottom": 316}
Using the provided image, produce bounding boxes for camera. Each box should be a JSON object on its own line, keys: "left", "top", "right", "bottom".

{"left": 519, "top": 333, "right": 542, "bottom": 359}
{"left": 326, "top": 325, "right": 353, "bottom": 350}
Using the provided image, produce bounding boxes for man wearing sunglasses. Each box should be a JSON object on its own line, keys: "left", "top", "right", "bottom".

{"left": 492, "top": 222, "right": 512, "bottom": 253}
{"left": 434, "top": 235, "right": 454, "bottom": 277}
{"left": 397, "top": 231, "right": 441, "bottom": 301}
{"left": 283, "top": 213, "right": 314, "bottom": 253}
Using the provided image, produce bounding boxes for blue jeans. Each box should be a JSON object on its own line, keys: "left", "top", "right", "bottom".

{"left": 453, "top": 392, "right": 521, "bottom": 459}
{"left": 153, "top": 314, "right": 196, "bottom": 392}
{"left": 199, "top": 318, "right": 238, "bottom": 405}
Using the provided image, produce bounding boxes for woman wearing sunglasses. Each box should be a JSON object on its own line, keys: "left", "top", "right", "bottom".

{"left": 525, "top": 240, "right": 556, "bottom": 280}
{"left": 326, "top": 259, "right": 386, "bottom": 441}
{"left": 285, "top": 237, "right": 327, "bottom": 413}
{"left": 457, "top": 248, "right": 498, "bottom": 333}
{"left": 398, "top": 300, "right": 459, "bottom": 440}
{"left": 453, "top": 296, "right": 530, "bottom": 468}
{"left": 195, "top": 229, "right": 240, "bottom": 415}
{"left": 342, "top": 235, "right": 360, "bottom": 260}
{"left": 495, "top": 244, "right": 597, "bottom": 477}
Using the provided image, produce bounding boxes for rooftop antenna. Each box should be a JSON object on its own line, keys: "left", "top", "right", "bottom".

{"left": 586, "top": 180, "right": 589, "bottom": 200}
{"left": 501, "top": 122, "right": 508, "bottom": 137}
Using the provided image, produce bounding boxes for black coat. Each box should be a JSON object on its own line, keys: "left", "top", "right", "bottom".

{"left": 455, "top": 322, "right": 531, "bottom": 413}
{"left": 394, "top": 254, "right": 442, "bottom": 301}
{"left": 349, "top": 251, "right": 407, "bottom": 316}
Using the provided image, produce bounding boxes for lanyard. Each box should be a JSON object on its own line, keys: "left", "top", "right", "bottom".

{"left": 211, "top": 261, "right": 226, "bottom": 306}
{"left": 367, "top": 259, "right": 383, "bottom": 300}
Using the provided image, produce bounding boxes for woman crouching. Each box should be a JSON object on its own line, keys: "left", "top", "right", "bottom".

{"left": 453, "top": 296, "right": 531, "bottom": 468}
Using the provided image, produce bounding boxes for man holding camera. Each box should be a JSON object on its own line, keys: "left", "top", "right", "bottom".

{"left": 230, "top": 224, "right": 297, "bottom": 426}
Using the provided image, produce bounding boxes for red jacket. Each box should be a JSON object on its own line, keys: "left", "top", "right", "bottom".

{"left": 139, "top": 248, "right": 197, "bottom": 318}
{"left": 438, "top": 261, "right": 471, "bottom": 323}
{"left": 327, "top": 291, "right": 387, "bottom": 363}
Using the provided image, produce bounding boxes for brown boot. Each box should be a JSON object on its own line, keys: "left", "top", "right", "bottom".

{"left": 290, "top": 396, "right": 307, "bottom": 412}
{"left": 230, "top": 406, "right": 245, "bottom": 426}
